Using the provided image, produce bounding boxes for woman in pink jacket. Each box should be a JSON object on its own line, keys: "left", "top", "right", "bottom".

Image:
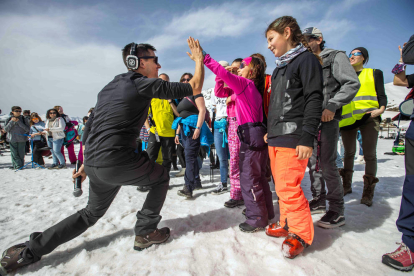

{"left": 204, "top": 53, "right": 274, "bottom": 232}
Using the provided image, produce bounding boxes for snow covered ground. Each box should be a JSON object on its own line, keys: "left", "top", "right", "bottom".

{"left": 0, "top": 138, "right": 408, "bottom": 275}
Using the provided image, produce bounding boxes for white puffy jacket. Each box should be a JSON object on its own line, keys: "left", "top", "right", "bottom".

{"left": 44, "top": 118, "right": 66, "bottom": 140}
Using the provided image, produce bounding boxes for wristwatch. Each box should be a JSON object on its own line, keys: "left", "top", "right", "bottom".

{"left": 196, "top": 126, "right": 201, "bottom": 130}
{"left": 202, "top": 50, "right": 207, "bottom": 57}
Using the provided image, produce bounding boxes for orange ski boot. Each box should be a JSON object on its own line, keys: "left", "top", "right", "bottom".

{"left": 281, "top": 233, "right": 309, "bottom": 259}
{"left": 265, "top": 221, "right": 289, "bottom": 238}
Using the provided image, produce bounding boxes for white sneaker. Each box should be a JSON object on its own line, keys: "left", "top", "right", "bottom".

{"left": 355, "top": 155, "right": 365, "bottom": 164}
{"left": 175, "top": 168, "right": 186, "bottom": 177}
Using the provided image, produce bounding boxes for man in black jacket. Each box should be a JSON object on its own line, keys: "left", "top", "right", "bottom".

{"left": 0, "top": 38, "right": 205, "bottom": 275}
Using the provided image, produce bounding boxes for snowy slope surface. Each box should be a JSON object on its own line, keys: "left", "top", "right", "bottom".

{"left": 0, "top": 139, "right": 409, "bottom": 275}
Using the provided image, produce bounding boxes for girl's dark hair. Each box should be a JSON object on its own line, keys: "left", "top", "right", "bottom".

{"left": 83, "top": 116, "right": 89, "bottom": 124}
{"left": 265, "top": 16, "right": 322, "bottom": 65}
{"left": 250, "top": 53, "right": 267, "bottom": 70}
{"left": 179, "top": 72, "right": 193, "bottom": 83}
{"left": 248, "top": 57, "right": 265, "bottom": 96}
{"left": 46, "top": 109, "right": 61, "bottom": 119}
{"left": 30, "top": 112, "right": 43, "bottom": 126}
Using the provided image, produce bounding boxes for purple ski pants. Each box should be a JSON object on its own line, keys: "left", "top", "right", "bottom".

{"left": 238, "top": 122, "right": 274, "bottom": 228}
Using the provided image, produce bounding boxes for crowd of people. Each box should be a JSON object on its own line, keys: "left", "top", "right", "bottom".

{"left": 0, "top": 15, "right": 413, "bottom": 274}
{"left": 0, "top": 105, "right": 92, "bottom": 170}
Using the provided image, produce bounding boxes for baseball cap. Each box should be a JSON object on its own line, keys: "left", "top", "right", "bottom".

{"left": 303, "top": 27, "right": 323, "bottom": 38}
{"left": 218, "top": 60, "right": 229, "bottom": 67}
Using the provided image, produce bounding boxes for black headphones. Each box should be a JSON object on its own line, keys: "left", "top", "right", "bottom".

{"left": 126, "top": 43, "right": 139, "bottom": 70}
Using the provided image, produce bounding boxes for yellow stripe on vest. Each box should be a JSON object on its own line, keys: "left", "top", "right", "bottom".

{"left": 339, "top": 68, "right": 379, "bottom": 128}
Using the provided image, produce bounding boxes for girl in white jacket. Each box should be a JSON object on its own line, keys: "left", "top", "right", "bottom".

{"left": 43, "top": 109, "right": 66, "bottom": 169}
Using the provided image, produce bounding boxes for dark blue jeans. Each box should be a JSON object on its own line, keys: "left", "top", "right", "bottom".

{"left": 397, "top": 122, "right": 414, "bottom": 250}
{"left": 213, "top": 128, "right": 229, "bottom": 184}
{"left": 181, "top": 126, "right": 201, "bottom": 191}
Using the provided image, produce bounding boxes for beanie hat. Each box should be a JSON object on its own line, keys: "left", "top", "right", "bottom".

{"left": 351, "top": 47, "right": 369, "bottom": 64}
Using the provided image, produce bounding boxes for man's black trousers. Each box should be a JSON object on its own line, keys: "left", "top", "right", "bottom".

{"left": 28, "top": 152, "right": 169, "bottom": 258}
{"left": 146, "top": 132, "right": 175, "bottom": 172}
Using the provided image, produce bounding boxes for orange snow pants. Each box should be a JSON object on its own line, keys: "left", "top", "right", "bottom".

{"left": 269, "top": 146, "right": 314, "bottom": 245}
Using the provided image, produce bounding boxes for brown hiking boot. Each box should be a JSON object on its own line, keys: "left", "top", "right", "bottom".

{"left": 361, "top": 174, "right": 379, "bottom": 206}
{"left": 0, "top": 242, "right": 38, "bottom": 275}
{"left": 134, "top": 227, "right": 170, "bottom": 251}
{"left": 339, "top": 168, "right": 353, "bottom": 196}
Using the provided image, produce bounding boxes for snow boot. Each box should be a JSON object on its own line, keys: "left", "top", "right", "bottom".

{"left": 194, "top": 183, "right": 203, "bottom": 190}
{"left": 224, "top": 199, "right": 244, "bottom": 208}
{"left": 0, "top": 242, "right": 40, "bottom": 275}
{"left": 177, "top": 185, "right": 192, "bottom": 198}
{"left": 239, "top": 222, "right": 264, "bottom": 233}
{"left": 382, "top": 242, "right": 414, "bottom": 271}
{"left": 266, "top": 221, "right": 289, "bottom": 238}
{"left": 175, "top": 168, "right": 186, "bottom": 177}
{"left": 339, "top": 168, "right": 353, "bottom": 196}
{"left": 281, "top": 233, "right": 309, "bottom": 259}
{"left": 134, "top": 227, "right": 170, "bottom": 251}
{"left": 361, "top": 174, "right": 378, "bottom": 207}
{"left": 309, "top": 196, "right": 326, "bottom": 214}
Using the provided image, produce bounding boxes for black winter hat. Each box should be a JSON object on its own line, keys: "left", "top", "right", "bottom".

{"left": 351, "top": 47, "right": 369, "bottom": 64}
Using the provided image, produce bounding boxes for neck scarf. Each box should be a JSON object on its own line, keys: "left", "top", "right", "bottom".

{"left": 276, "top": 44, "right": 307, "bottom": 68}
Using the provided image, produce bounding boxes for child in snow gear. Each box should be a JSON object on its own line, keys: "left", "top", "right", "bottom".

{"left": 264, "top": 16, "right": 324, "bottom": 258}
{"left": 204, "top": 52, "right": 274, "bottom": 232}
{"left": 340, "top": 46, "right": 387, "bottom": 207}
{"left": 0, "top": 38, "right": 205, "bottom": 275}
{"left": 213, "top": 58, "right": 243, "bottom": 206}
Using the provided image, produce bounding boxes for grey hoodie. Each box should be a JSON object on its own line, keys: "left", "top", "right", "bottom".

{"left": 320, "top": 48, "right": 360, "bottom": 116}
{"left": 4, "top": 115, "right": 30, "bottom": 143}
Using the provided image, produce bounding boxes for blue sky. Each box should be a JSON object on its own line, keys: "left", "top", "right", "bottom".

{"left": 0, "top": 0, "right": 413, "bottom": 117}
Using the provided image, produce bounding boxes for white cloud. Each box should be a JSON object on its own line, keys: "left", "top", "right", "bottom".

{"left": 0, "top": 13, "right": 124, "bottom": 117}
{"left": 0, "top": 0, "right": 366, "bottom": 116}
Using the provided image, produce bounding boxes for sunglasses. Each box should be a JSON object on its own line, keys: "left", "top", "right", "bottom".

{"left": 182, "top": 78, "right": 191, "bottom": 82}
{"left": 50, "top": 112, "right": 57, "bottom": 114}
{"left": 239, "top": 62, "right": 247, "bottom": 69}
{"left": 13, "top": 110, "right": 22, "bottom": 112}
{"left": 349, "top": 52, "right": 363, "bottom": 58}
{"left": 140, "top": 56, "right": 159, "bottom": 64}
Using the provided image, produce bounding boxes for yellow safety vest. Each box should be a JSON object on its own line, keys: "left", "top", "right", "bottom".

{"left": 339, "top": 68, "right": 379, "bottom": 128}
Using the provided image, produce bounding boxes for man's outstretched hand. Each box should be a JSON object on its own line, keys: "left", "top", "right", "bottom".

{"left": 186, "top": 37, "right": 204, "bottom": 62}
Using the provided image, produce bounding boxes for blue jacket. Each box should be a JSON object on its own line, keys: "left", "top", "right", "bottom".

{"left": 213, "top": 118, "right": 228, "bottom": 148}
{"left": 172, "top": 115, "right": 214, "bottom": 148}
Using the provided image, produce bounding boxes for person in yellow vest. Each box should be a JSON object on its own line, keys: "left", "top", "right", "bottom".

{"left": 339, "top": 47, "right": 387, "bottom": 206}
{"left": 137, "top": 73, "right": 180, "bottom": 193}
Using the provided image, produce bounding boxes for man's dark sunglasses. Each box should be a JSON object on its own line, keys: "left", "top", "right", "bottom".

{"left": 140, "top": 56, "right": 159, "bottom": 64}
{"left": 13, "top": 110, "right": 22, "bottom": 112}
{"left": 182, "top": 78, "right": 191, "bottom": 82}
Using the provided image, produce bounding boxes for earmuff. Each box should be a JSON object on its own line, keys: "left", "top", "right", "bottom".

{"left": 126, "top": 42, "right": 139, "bottom": 70}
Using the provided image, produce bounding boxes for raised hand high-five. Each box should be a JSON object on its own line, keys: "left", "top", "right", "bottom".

{"left": 185, "top": 36, "right": 205, "bottom": 95}
{"left": 186, "top": 37, "right": 204, "bottom": 62}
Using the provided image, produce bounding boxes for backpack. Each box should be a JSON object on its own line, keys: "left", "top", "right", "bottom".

{"left": 63, "top": 120, "right": 78, "bottom": 146}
